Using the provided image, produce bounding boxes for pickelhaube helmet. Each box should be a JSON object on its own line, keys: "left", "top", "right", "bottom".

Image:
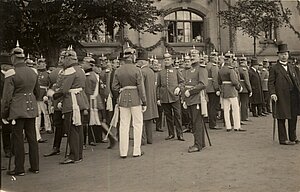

{"left": 11, "top": 40, "right": 25, "bottom": 58}
{"left": 184, "top": 53, "right": 190, "bottom": 61}
{"left": 190, "top": 45, "right": 199, "bottom": 55}
{"left": 210, "top": 49, "right": 218, "bottom": 57}
{"left": 37, "top": 55, "right": 47, "bottom": 70}
{"left": 224, "top": 51, "right": 232, "bottom": 58}
{"left": 65, "top": 45, "right": 77, "bottom": 60}
{"left": 98, "top": 53, "right": 107, "bottom": 61}
{"left": 123, "top": 42, "right": 136, "bottom": 58}
{"left": 239, "top": 54, "right": 247, "bottom": 61}
{"left": 163, "top": 49, "right": 172, "bottom": 59}
{"left": 25, "top": 54, "right": 34, "bottom": 67}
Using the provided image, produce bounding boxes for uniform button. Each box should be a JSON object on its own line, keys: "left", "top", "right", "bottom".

{"left": 29, "top": 93, "right": 31, "bottom": 95}
{"left": 27, "top": 108, "right": 30, "bottom": 111}
{"left": 24, "top": 93, "right": 27, "bottom": 96}
{"left": 26, "top": 101, "right": 29, "bottom": 104}
{"left": 31, "top": 108, "right": 34, "bottom": 110}
{"left": 30, "top": 101, "right": 32, "bottom": 103}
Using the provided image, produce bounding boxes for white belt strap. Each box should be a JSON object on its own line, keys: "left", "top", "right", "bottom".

{"left": 119, "top": 86, "right": 137, "bottom": 92}
{"left": 69, "top": 88, "right": 83, "bottom": 126}
{"left": 90, "top": 74, "right": 101, "bottom": 125}
{"left": 222, "top": 81, "right": 232, "bottom": 84}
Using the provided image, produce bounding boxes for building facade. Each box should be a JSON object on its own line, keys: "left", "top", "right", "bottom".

{"left": 79, "top": 0, "right": 300, "bottom": 62}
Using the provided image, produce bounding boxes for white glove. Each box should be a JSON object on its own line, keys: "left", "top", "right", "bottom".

{"left": 142, "top": 106, "right": 147, "bottom": 112}
{"left": 174, "top": 87, "right": 181, "bottom": 96}
{"left": 43, "top": 96, "right": 48, "bottom": 102}
{"left": 249, "top": 92, "right": 252, "bottom": 97}
{"left": 183, "top": 102, "right": 187, "bottom": 109}
{"left": 157, "top": 100, "right": 161, "bottom": 106}
{"left": 184, "top": 90, "right": 190, "bottom": 98}
{"left": 2, "top": 119, "right": 9, "bottom": 124}
{"left": 216, "top": 91, "right": 220, "bottom": 96}
{"left": 57, "top": 102, "right": 63, "bottom": 110}
{"left": 239, "top": 86, "right": 243, "bottom": 93}
{"left": 47, "top": 89, "right": 55, "bottom": 97}
{"left": 271, "top": 94, "right": 278, "bottom": 102}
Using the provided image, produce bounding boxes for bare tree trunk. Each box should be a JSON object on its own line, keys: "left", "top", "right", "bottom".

{"left": 253, "top": 36, "right": 256, "bottom": 57}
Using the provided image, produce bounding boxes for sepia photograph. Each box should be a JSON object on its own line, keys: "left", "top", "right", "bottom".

{"left": 0, "top": 0, "right": 300, "bottom": 191}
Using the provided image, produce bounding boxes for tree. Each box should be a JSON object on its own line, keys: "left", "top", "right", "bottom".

{"left": 218, "top": 0, "right": 291, "bottom": 56}
{"left": 0, "top": 0, "right": 163, "bottom": 66}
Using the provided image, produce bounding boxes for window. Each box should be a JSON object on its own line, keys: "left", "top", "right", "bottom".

{"left": 264, "top": 22, "right": 277, "bottom": 40}
{"left": 81, "top": 20, "right": 121, "bottom": 43}
{"left": 164, "top": 10, "right": 204, "bottom": 43}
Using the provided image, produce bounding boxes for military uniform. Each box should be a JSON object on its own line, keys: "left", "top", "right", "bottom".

{"left": 112, "top": 48, "right": 147, "bottom": 157}
{"left": 157, "top": 64, "right": 185, "bottom": 140}
{"left": 238, "top": 62, "right": 252, "bottom": 121}
{"left": 1, "top": 43, "right": 40, "bottom": 174}
{"left": 218, "top": 61, "right": 243, "bottom": 131}
{"left": 206, "top": 59, "right": 220, "bottom": 129}
{"left": 183, "top": 62, "right": 208, "bottom": 151}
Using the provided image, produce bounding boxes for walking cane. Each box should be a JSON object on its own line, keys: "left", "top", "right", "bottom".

{"left": 272, "top": 100, "right": 277, "bottom": 141}
{"left": 203, "top": 118, "right": 212, "bottom": 146}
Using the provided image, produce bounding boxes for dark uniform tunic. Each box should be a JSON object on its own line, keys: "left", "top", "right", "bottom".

{"left": 183, "top": 64, "right": 208, "bottom": 149}
{"left": 238, "top": 66, "right": 252, "bottom": 121}
{"left": 248, "top": 67, "right": 264, "bottom": 116}
{"left": 157, "top": 66, "right": 185, "bottom": 138}
{"left": 1, "top": 63, "right": 39, "bottom": 173}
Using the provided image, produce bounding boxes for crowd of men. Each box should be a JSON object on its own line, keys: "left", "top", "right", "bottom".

{"left": 1, "top": 41, "right": 299, "bottom": 176}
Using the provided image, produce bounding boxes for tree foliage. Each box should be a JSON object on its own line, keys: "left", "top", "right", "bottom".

{"left": 218, "top": 0, "right": 291, "bottom": 56}
{"left": 0, "top": 0, "right": 163, "bottom": 65}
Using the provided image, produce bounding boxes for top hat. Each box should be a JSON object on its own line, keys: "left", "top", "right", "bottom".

{"left": 11, "top": 40, "right": 25, "bottom": 58}
{"left": 250, "top": 57, "right": 259, "bottom": 66}
{"left": 277, "top": 44, "right": 289, "bottom": 53}
{"left": 136, "top": 50, "right": 149, "bottom": 61}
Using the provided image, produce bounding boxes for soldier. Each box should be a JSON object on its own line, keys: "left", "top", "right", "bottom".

{"left": 50, "top": 47, "right": 89, "bottom": 164}
{"left": 44, "top": 50, "right": 66, "bottom": 157}
{"left": 238, "top": 55, "right": 252, "bottom": 122}
{"left": 152, "top": 56, "right": 164, "bottom": 132}
{"left": 35, "top": 56, "right": 52, "bottom": 140}
{"left": 248, "top": 58, "right": 264, "bottom": 117}
{"left": 206, "top": 50, "right": 221, "bottom": 130}
{"left": 112, "top": 45, "right": 147, "bottom": 158}
{"left": 261, "top": 58, "right": 271, "bottom": 114}
{"left": 81, "top": 55, "right": 116, "bottom": 149}
{"left": 2, "top": 41, "right": 39, "bottom": 175}
{"left": 137, "top": 50, "right": 159, "bottom": 145}
{"left": 218, "top": 52, "right": 245, "bottom": 132}
{"left": 183, "top": 47, "right": 208, "bottom": 152}
{"left": 268, "top": 44, "right": 300, "bottom": 145}
{"left": 174, "top": 57, "right": 180, "bottom": 69}
{"left": 157, "top": 50, "right": 185, "bottom": 141}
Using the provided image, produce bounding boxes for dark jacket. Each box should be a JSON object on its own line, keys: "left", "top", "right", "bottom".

{"left": 249, "top": 67, "right": 264, "bottom": 104}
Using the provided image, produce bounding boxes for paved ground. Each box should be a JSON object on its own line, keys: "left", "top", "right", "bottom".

{"left": 1, "top": 114, "right": 300, "bottom": 192}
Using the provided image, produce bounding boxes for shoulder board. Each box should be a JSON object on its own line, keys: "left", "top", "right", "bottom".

{"left": 64, "top": 67, "right": 76, "bottom": 75}
{"left": 228, "top": 66, "right": 233, "bottom": 69}
{"left": 85, "top": 72, "right": 91, "bottom": 76}
{"left": 199, "top": 64, "right": 206, "bottom": 68}
{"left": 262, "top": 68, "right": 266, "bottom": 71}
{"left": 105, "top": 69, "right": 110, "bottom": 73}
{"left": 2, "top": 69, "right": 15, "bottom": 78}
{"left": 243, "top": 67, "right": 247, "bottom": 71}
{"left": 31, "top": 68, "right": 38, "bottom": 74}
{"left": 212, "top": 63, "right": 217, "bottom": 66}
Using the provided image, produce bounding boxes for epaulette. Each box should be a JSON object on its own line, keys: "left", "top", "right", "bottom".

{"left": 1, "top": 69, "right": 15, "bottom": 78}
{"left": 212, "top": 63, "right": 217, "bottom": 66}
{"left": 31, "top": 68, "right": 38, "bottom": 74}
{"left": 64, "top": 67, "right": 76, "bottom": 75}
{"left": 243, "top": 67, "right": 247, "bottom": 71}
{"left": 228, "top": 66, "right": 233, "bottom": 69}
{"left": 262, "top": 68, "right": 266, "bottom": 71}
{"left": 85, "top": 72, "right": 91, "bottom": 76}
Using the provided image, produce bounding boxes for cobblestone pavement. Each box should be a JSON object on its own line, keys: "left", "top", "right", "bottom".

{"left": 1, "top": 115, "right": 300, "bottom": 192}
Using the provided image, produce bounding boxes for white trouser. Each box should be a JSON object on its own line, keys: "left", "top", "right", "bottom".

{"left": 119, "top": 106, "right": 143, "bottom": 157}
{"left": 36, "top": 101, "right": 51, "bottom": 131}
{"left": 223, "top": 97, "right": 241, "bottom": 130}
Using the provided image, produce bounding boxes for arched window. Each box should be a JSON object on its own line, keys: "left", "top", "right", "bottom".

{"left": 164, "top": 10, "right": 204, "bottom": 43}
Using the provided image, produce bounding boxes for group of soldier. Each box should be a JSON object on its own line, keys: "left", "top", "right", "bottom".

{"left": 1, "top": 40, "right": 299, "bottom": 176}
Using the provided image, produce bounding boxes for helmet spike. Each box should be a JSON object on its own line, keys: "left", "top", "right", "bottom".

{"left": 27, "top": 53, "right": 30, "bottom": 59}
{"left": 16, "top": 40, "right": 20, "bottom": 47}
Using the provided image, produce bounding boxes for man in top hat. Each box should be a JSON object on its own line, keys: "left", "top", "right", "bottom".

{"left": 218, "top": 51, "right": 244, "bottom": 132}
{"left": 35, "top": 56, "right": 52, "bottom": 139}
{"left": 248, "top": 58, "right": 264, "bottom": 117}
{"left": 157, "top": 50, "right": 185, "bottom": 141}
{"left": 2, "top": 41, "right": 40, "bottom": 175}
{"left": 183, "top": 46, "right": 208, "bottom": 152}
{"left": 261, "top": 58, "right": 271, "bottom": 114}
{"left": 268, "top": 44, "right": 300, "bottom": 145}
{"left": 50, "top": 47, "right": 89, "bottom": 164}
{"left": 112, "top": 45, "right": 147, "bottom": 158}
{"left": 136, "top": 50, "right": 158, "bottom": 145}
{"left": 206, "top": 50, "right": 221, "bottom": 130}
{"left": 238, "top": 55, "right": 252, "bottom": 122}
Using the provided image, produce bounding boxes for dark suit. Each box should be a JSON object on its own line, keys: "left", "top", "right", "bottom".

{"left": 268, "top": 61, "right": 300, "bottom": 143}
{"left": 249, "top": 67, "right": 264, "bottom": 116}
